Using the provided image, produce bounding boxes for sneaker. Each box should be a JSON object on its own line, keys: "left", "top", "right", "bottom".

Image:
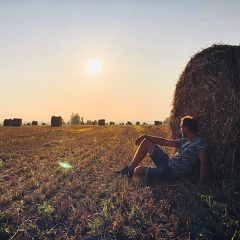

{"left": 115, "top": 165, "right": 134, "bottom": 177}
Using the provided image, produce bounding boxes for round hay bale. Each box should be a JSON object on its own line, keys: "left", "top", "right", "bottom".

{"left": 3, "top": 119, "right": 13, "bottom": 126}
{"left": 98, "top": 119, "right": 105, "bottom": 126}
{"left": 12, "top": 118, "right": 22, "bottom": 127}
{"left": 51, "top": 116, "right": 62, "bottom": 127}
{"left": 169, "top": 44, "right": 240, "bottom": 184}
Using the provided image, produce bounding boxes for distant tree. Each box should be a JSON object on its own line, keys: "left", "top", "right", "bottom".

{"left": 70, "top": 113, "right": 80, "bottom": 125}
{"left": 163, "top": 117, "right": 169, "bottom": 124}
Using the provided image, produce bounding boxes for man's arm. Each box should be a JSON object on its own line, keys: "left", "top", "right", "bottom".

{"left": 135, "top": 134, "right": 176, "bottom": 147}
{"left": 198, "top": 151, "right": 209, "bottom": 188}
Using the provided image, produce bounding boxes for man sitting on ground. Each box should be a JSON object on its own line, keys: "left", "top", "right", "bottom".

{"left": 115, "top": 116, "right": 209, "bottom": 188}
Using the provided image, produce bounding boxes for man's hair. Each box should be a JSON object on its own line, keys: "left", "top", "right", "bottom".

{"left": 181, "top": 116, "right": 199, "bottom": 133}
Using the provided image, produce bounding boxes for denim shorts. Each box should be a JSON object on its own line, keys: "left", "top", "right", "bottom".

{"left": 147, "top": 145, "right": 179, "bottom": 181}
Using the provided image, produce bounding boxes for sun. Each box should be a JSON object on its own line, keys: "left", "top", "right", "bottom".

{"left": 86, "top": 58, "right": 103, "bottom": 74}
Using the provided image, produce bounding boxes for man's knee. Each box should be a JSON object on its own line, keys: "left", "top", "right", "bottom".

{"left": 141, "top": 139, "right": 155, "bottom": 154}
{"left": 134, "top": 166, "right": 148, "bottom": 177}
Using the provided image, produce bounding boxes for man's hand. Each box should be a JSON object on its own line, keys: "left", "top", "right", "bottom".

{"left": 135, "top": 135, "right": 176, "bottom": 147}
{"left": 198, "top": 183, "right": 208, "bottom": 190}
{"left": 198, "top": 151, "right": 209, "bottom": 187}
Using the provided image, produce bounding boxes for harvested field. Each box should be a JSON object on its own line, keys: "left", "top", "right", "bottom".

{"left": 0, "top": 125, "right": 239, "bottom": 239}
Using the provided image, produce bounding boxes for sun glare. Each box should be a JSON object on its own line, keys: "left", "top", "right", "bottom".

{"left": 58, "top": 162, "right": 73, "bottom": 169}
{"left": 86, "top": 58, "right": 103, "bottom": 74}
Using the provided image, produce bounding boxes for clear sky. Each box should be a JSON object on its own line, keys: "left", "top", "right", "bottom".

{"left": 1, "top": 0, "right": 240, "bottom": 123}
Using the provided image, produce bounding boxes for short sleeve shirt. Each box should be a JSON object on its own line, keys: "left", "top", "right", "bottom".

{"left": 168, "top": 136, "right": 208, "bottom": 178}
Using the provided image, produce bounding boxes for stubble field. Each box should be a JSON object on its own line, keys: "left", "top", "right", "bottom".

{"left": 0, "top": 125, "right": 239, "bottom": 239}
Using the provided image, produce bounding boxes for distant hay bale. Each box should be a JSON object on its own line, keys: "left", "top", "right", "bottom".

{"left": 3, "top": 119, "right": 13, "bottom": 126}
{"left": 169, "top": 44, "right": 240, "bottom": 183}
{"left": 155, "top": 121, "right": 162, "bottom": 126}
{"left": 98, "top": 119, "right": 105, "bottom": 126}
{"left": 51, "top": 116, "right": 62, "bottom": 127}
{"left": 32, "top": 121, "right": 38, "bottom": 125}
{"left": 12, "top": 118, "right": 22, "bottom": 127}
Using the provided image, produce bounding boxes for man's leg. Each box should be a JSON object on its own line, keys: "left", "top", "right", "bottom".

{"left": 115, "top": 138, "right": 155, "bottom": 176}
{"left": 134, "top": 166, "right": 148, "bottom": 177}
{"left": 130, "top": 139, "right": 155, "bottom": 166}
{"left": 135, "top": 144, "right": 170, "bottom": 178}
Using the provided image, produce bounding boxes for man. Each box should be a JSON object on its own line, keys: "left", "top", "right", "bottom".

{"left": 115, "top": 116, "right": 208, "bottom": 188}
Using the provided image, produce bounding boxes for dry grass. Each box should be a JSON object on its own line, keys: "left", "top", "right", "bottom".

{"left": 0, "top": 125, "right": 239, "bottom": 239}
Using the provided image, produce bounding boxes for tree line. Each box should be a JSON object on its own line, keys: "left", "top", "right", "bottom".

{"left": 68, "top": 113, "right": 98, "bottom": 125}
{"left": 68, "top": 113, "right": 169, "bottom": 125}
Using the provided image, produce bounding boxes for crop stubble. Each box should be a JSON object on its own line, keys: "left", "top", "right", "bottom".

{"left": 0, "top": 125, "right": 238, "bottom": 239}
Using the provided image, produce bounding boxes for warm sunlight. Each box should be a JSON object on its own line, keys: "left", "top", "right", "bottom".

{"left": 86, "top": 58, "right": 103, "bottom": 74}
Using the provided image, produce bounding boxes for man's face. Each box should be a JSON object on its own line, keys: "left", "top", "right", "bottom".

{"left": 180, "top": 123, "right": 187, "bottom": 137}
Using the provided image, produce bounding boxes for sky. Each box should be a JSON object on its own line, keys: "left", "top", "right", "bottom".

{"left": 1, "top": 0, "right": 240, "bottom": 123}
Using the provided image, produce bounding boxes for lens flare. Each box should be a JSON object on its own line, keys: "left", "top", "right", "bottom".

{"left": 58, "top": 162, "right": 73, "bottom": 169}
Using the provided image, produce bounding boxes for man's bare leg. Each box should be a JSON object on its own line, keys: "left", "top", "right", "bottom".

{"left": 115, "top": 138, "right": 155, "bottom": 177}
{"left": 129, "top": 139, "right": 155, "bottom": 177}
{"left": 129, "top": 138, "right": 155, "bottom": 168}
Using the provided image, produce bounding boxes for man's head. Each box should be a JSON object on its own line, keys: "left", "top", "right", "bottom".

{"left": 180, "top": 116, "right": 199, "bottom": 136}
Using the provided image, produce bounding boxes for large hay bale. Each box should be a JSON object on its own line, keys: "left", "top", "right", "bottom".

{"left": 51, "top": 116, "right": 62, "bottom": 127}
{"left": 3, "top": 119, "right": 13, "bottom": 126}
{"left": 98, "top": 119, "right": 105, "bottom": 126}
{"left": 12, "top": 118, "right": 22, "bottom": 127}
{"left": 169, "top": 44, "right": 240, "bottom": 183}
{"left": 155, "top": 121, "right": 162, "bottom": 126}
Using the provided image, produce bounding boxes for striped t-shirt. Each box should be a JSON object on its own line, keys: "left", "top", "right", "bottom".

{"left": 168, "top": 137, "right": 208, "bottom": 178}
